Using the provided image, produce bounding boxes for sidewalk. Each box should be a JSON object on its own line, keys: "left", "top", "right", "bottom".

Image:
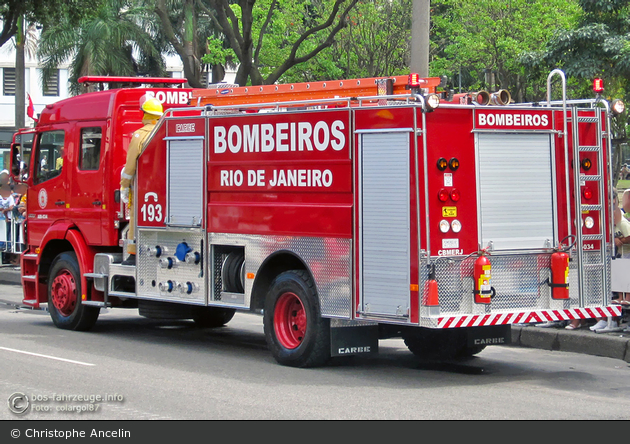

{"left": 1, "top": 265, "right": 629, "bottom": 363}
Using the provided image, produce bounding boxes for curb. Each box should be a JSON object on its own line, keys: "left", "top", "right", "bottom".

{"left": 512, "top": 326, "right": 630, "bottom": 363}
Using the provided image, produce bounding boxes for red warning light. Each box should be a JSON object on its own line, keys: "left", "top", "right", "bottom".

{"left": 438, "top": 188, "right": 450, "bottom": 202}
{"left": 593, "top": 78, "right": 604, "bottom": 94}
{"left": 409, "top": 73, "right": 421, "bottom": 88}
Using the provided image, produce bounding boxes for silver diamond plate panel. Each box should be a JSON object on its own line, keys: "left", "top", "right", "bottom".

{"left": 431, "top": 251, "right": 610, "bottom": 316}
{"left": 578, "top": 250, "right": 610, "bottom": 306}
{"left": 137, "top": 228, "right": 206, "bottom": 304}
{"left": 208, "top": 233, "right": 352, "bottom": 318}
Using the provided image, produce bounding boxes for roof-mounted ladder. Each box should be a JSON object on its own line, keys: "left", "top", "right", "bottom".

{"left": 191, "top": 75, "right": 441, "bottom": 107}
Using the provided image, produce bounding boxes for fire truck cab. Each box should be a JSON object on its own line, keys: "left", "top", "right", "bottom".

{"left": 10, "top": 77, "right": 194, "bottom": 324}
{"left": 11, "top": 71, "right": 624, "bottom": 368}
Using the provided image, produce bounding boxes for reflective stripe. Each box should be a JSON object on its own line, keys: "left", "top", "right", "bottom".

{"left": 121, "top": 172, "right": 134, "bottom": 180}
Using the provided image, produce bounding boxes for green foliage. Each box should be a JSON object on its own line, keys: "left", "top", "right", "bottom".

{"left": 324, "top": 0, "right": 412, "bottom": 79}
{"left": 523, "top": 0, "right": 630, "bottom": 102}
{"left": 37, "top": 0, "right": 163, "bottom": 94}
{"left": 0, "top": 0, "right": 102, "bottom": 48}
{"left": 204, "top": 0, "right": 358, "bottom": 85}
{"left": 204, "top": 38, "right": 231, "bottom": 67}
{"left": 430, "top": 0, "right": 581, "bottom": 102}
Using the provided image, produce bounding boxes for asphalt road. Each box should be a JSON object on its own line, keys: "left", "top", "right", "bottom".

{"left": 1, "top": 301, "right": 629, "bottom": 421}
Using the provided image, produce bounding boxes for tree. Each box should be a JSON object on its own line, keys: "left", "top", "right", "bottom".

{"left": 522, "top": 0, "right": 630, "bottom": 184}
{"left": 523, "top": 0, "right": 630, "bottom": 98}
{"left": 0, "top": 0, "right": 101, "bottom": 48}
{"left": 37, "top": 0, "right": 164, "bottom": 94}
{"left": 328, "top": 0, "right": 412, "bottom": 80}
{"left": 199, "top": 0, "right": 359, "bottom": 86}
{"left": 430, "top": 0, "right": 581, "bottom": 102}
{"left": 152, "top": 0, "right": 223, "bottom": 88}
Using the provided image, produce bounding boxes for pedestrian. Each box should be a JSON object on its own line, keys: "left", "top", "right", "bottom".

{"left": 12, "top": 182, "right": 27, "bottom": 253}
{"left": 589, "top": 189, "right": 626, "bottom": 331}
{"left": 622, "top": 188, "right": 630, "bottom": 220}
{"left": 0, "top": 169, "right": 16, "bottom": 251}
{"left": 119, "top": 96, "right": 163, "bottom": 266}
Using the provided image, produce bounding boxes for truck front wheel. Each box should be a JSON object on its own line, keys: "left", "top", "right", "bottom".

{"left": 263, "top": 270, "right": 330, "bottom": 368}
{"left": 48, "top": 252, "right": 100, "bottom": 331}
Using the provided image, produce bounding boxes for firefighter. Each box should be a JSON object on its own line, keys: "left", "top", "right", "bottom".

{"left": 119, "top": 96, "right": 163, "bottom": 265}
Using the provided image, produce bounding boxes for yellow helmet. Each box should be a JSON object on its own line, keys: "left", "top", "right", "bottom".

{"left": 141, "top": 97, "right": 163, "bottom": 117}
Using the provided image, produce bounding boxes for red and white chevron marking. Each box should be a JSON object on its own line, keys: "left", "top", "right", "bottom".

{"left": 436, "top": 306, "right": 623, "bottom": 329}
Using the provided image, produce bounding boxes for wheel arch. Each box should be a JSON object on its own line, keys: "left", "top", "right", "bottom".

{"left": 38, "top": 223, "right": 97, "bottom": 303}
{"left": 250, "top": 250, "right": 314, "bottom": 312}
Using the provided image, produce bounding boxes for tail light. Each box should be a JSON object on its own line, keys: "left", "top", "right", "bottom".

{"left": 450, "top": 188, "right": 461, "bottom": 202}
{"left": 584, "top": 216, "right": 594, "bottom": 229}
{"left": 582, "top": 186, "right": 593, "bottom": 200}
{"left": 437, "top": 157, "right": 448, "bottom": 171}
{"left": 438, "top": 188, "right": 450, "bottom": 202}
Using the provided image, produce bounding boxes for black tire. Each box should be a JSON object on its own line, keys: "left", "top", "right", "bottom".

{"left": 192, "top": 306, "right": 236, "bottom": 328}
{"left": 138, "top": 300, "right": 193, "bottom": 320}
{"left": 458, "top": 344, "right": 486, "bottom": 358}
{"left": 403, "top": 328, "right": 482, "bottom": 360}
{"left": 263, "top": 270, "right": 330, "bottom": 368}
{"left": 48, "top": 252, "right": 100, "bottom": 331}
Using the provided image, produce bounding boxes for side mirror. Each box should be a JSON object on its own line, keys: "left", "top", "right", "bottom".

{"left": 10, "top": 143, "right": 20, "bottom": 177}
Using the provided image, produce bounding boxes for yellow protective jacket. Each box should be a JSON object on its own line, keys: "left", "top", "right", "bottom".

{"left": 120, "top": 117, "right": 157, "bottom": 189}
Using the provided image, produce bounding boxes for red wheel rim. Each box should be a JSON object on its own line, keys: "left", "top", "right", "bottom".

{"left": 51, "top": 270, "right": 77, "bottom": 317}
{"left": 274, "top": 292, "right": 307, "bottom": 349}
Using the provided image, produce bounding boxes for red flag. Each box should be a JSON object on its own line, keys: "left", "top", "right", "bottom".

{"left": 27, "top": 93, "right": 37, "bottom": 122}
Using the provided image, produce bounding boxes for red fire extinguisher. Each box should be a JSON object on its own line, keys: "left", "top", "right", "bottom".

{"left": 474, "top": 251, "right": 492, "bottom": 304}
{"left": 548, "top": 236, "right": 574, "bottom": 299}
{"left": 423, "top": 263, "right": 439, "bottom": 306}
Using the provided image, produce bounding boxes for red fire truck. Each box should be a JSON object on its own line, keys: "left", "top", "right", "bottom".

{"left": 9, "top": 70, "right": 623, "bottom": 367}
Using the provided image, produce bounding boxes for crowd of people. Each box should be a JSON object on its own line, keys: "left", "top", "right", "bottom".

{"left": 0, "top": 169, "right": 26, "bottom": 260}
{"left": 563, "top": 187, "right": 630, "bottom": 332}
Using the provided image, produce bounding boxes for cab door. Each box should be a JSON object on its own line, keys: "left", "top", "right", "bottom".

{"left": 28, "top": 128, "right": 68, "bottom": 246}
{"left": 67, "top": 124, "right": 106, "bottom": 244}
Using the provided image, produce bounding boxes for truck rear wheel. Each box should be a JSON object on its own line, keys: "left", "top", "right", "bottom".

{"left": 48, "top": 252, "right": 100, "bottom": 331}
{"left": 192, "top": 307, "right": 236, "bottom": 328}
{"left": 263, "top": 270, "right": 330, "bottom": 368}
{"left": 403, "top": 328, "right": 483, "bottom": 360}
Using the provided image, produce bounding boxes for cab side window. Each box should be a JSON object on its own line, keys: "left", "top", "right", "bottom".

{"left": 34, "top": 130, "right": 65, "bottom": 184}
{"left": 79, "top": 128, "right": 102, "bottom": 171}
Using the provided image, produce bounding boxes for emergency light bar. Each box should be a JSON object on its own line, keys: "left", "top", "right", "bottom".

{"left": 408, "top": 73, "right": 422, "bottom": 88}
{"left": 78, "top": 76, "right": 188, "bottom": 85}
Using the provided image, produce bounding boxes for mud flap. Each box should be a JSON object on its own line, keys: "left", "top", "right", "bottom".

{"left": 330, "top": 319, "right": 379, "bottom": 357}
{"left": 466, "top": 324, "right": 511, "bottom": 348}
